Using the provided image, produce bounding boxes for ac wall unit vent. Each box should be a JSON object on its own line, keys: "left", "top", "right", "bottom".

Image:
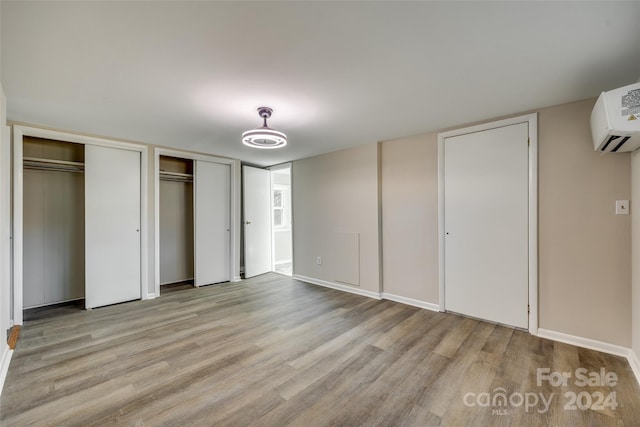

{"left": 591, "top": 82, "right": 640, "bottom": 153}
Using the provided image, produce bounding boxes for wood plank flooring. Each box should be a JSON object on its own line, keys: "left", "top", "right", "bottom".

{"left": 1, "top": 273, "right": 639, "bottom": 426}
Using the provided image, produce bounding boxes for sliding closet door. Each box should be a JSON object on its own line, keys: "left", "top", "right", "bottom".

{"left": 85, "top": 145, "right": 141, "bottom": 308}
{"left": 194, "top": 160, "right": 230, "bottom": 286}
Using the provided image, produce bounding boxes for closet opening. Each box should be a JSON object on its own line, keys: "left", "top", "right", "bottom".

{"left": 23, "top": 136, "right": 85, "bottom": 315}
{"left": 271, "top": 166, "right": 292, "bottom": 276}
{"left": 159, "top": 156, "right": 195, "bottom": 295}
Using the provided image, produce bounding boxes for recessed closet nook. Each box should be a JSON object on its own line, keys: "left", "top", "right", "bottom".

{"left": 157, "top": 154, "right": 231, "bottom": 293}
{"left": 16, "top": 132, "right": 144, "bottom": 323}
{"left": 159, "top": 156, "right": 195, "bottom": 290}
{"left": 23, "top": 137, "right": 85, "bottom": 310}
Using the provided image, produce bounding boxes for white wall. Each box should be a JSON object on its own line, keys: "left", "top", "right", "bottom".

{"left": 537, "top": 99, "right": 630, "bottom": 346}
{"left": 381, "top": 133, "right": 438, "bottom": 303}
{"left": 292, "top": 143, "right": 381, "bottom": 294}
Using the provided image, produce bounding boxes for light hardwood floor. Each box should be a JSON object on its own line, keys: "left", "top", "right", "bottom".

{"left": 1, "top": 273, "right": 639, "bottom": 426}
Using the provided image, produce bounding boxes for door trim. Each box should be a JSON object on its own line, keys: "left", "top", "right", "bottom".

{"left": 153, "top": 148, "right": 241, "bottom": 298}
{"left": 437, "top": 113, "right": 538, "bottom": 334}
{"left": 12, "top": 125, "right": 149, "bottom": 325}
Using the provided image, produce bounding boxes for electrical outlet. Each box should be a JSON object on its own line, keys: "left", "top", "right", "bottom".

{"left": 616, "top": 200, "right": 629, "bottom": 215}
{"left": 316, "top": 256, "right": 322, "bottom": 265}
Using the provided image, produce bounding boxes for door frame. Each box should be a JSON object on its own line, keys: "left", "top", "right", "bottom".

{"left": 154, "top": 148, "right": 241, "bottom": 298}
{"left": 437, "top": 113, "right": 538, "bottom": 334}
{"left": 12, "top": 125, "right": 149, "bottom": 325}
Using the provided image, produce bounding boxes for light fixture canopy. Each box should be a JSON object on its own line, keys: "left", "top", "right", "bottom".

{"left": 242, "top": 107, "right": 287, "bottom": 149}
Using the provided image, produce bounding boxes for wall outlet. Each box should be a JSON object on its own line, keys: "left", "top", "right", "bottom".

{"left": 316, "top": 256, "right": 322, "bottom": 265}
{"left": 616, "top": 200, "right": 629, "bottom": 215}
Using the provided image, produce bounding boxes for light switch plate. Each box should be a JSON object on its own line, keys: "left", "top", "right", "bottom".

{"left": 616, "top": 200, "right": 629, "bottom": 215}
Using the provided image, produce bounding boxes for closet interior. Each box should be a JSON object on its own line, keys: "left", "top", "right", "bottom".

{"left": 159, "top": 156, "right": 195, "bottom": 292}
{"left": 23, "top": 136, "right": 85, "bottom": 310}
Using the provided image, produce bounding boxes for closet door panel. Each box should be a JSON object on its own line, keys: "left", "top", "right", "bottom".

{"left": 85, "top": 145, "right": 141, "bottom": 309}
{"left": 194, "top": 161, "right": 230, "bottom": 286}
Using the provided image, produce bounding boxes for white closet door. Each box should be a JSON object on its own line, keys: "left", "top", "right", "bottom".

{"left": 194, "top": 160, "right": 230, "bottom": 286}
{"left": 444, "top": 122, "right": 529, "bottom": 328}
{"left": 243, "top": 166, "right": 272, "bottom": 278}
{"left": 85, "top": 145, "right": 141, "bottom": 309}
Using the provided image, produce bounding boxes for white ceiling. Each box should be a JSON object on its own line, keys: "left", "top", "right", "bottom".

{"left": 2, "top": 1, "right": 639, "bottom": 167}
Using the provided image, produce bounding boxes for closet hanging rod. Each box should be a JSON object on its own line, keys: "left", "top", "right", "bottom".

{"left": 23, "top": 157, "right": 84, "bottom": 173}
{"left": 23, "top": 157, "right": 84, "bottom": 167}
{"left": 159, "top": 176, "right": 193, "bottom": 183}
{"left": 24, "top": 164, "right": 84, "bottom": 173}
{"left": 159, "top": 170, "right": 193, "bottom": 182}
{"left": 159, "top": 171, "right": 193, "bottom": 178}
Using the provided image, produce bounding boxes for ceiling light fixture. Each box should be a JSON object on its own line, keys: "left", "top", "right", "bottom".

{"left": 242, "top": 107, "right": 287, "bottom": 149}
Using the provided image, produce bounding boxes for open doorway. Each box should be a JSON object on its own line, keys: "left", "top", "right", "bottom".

{"left": 271, "top": 166, "right": 292, "bottom": 276}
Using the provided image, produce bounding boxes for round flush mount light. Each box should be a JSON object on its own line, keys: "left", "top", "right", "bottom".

{"left": 242, "top": 107, "right": 287, "bottom": 149}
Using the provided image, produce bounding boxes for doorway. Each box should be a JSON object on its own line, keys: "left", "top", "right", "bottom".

{"left": 271, "top": 166, "right": 292, "bottom": 276}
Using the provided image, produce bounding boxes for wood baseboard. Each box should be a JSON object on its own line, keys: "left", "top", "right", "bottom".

{"left": 7, "top": 325, "right": 20, "bottom": 350}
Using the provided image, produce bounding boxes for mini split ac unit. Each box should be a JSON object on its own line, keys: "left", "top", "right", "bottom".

{"left": 591, "top": 82, "right": 640, "bottom": 153}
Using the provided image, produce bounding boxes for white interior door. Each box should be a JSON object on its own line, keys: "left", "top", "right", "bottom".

{"left": 85, "top": 145, "right": 141, "bottom": 309}
{"left": 194, "top": 160, "right": 230, "bottom": 286}
{"left": 444, "top": 122, "right": 529, "bottom": 328}
{"left": 243, "top": 166, "right": 272, "bottom": 278}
